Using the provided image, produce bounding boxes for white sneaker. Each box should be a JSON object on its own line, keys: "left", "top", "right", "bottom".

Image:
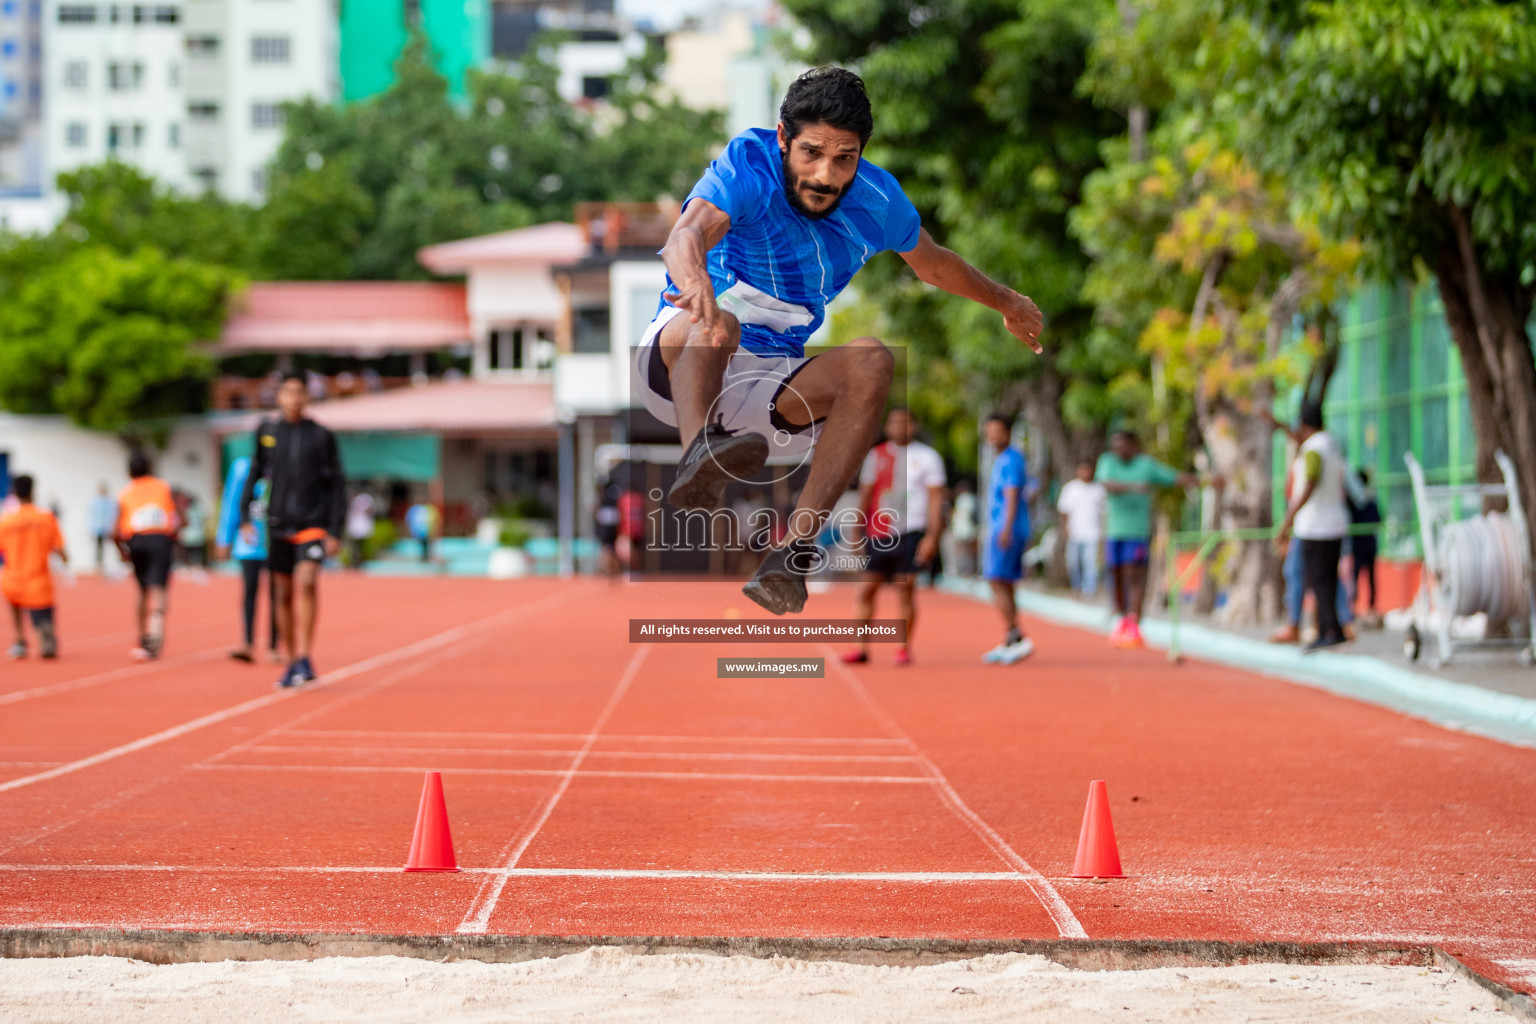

{"left": 981, "top": 643, "right": 1010, "bottom": 664}
{"left": 997, "top": 637, "right": 1035, "bottom": 664}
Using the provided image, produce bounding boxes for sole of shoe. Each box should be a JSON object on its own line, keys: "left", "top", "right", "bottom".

{"left": 667, "top": 433, "right": 770, "bottom": 510}
{"left": 742, "top": 574, "right": 806, "bottom": 616}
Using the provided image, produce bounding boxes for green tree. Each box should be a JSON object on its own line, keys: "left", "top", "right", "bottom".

{"left": 262, "top": 35, "right": 721, "bottom": 280}
{"left": 1249, "top": 0, "right": 1536, "bottom": 549}
{"left": 55, "top": 162, "right": 255, "bottom": 269}
{"left": 0, "top": 247, "right": 237, "bottom": 434}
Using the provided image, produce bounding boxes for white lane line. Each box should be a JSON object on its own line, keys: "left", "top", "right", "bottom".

{"left": 0, "top": 647, "right": 227, "bottom": 707}
{"left": 0, "top": 588, "right": 590, "bottom": 797}
{"left": 285, "top": 730, "right": 913, "bottom": 747}
{"left": 0, "top": 864, "right": 1032, "bottom": 882}
{"left": 822, "top": 645, "right": 1089, "bottom": 940}
{"left": 456, "top": 643, "right": 652, "bottom": 935}
{"left": 196, "top": 764, "right": 930, "bottom": 784}
{"left": 239, "top": 745, "right": 921, "bottom": 764}
{"left": 0, "top": 588, "right": 592, "bottom": 859}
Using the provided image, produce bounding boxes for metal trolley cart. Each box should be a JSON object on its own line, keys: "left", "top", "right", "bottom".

{"left": 1403, "top": 450, "right": 1535, "bottom": 667}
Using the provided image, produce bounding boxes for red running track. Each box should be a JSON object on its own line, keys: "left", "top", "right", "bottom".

{"left": 0, "top": 573, "right": 1532, "bottom": 993}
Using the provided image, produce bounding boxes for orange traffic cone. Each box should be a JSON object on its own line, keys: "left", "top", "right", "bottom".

{"left": 403, "top": 771, "right": 460, "bottom": 872}
{"left": 1070, "top": 779, "right": 1125, "bottom": 878}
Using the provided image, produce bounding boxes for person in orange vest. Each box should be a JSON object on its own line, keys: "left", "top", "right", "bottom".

{"left": 114, "top": 451, "right": 180, "bottom": 661}
{"left": 1, "top": 475, "right": 68, "bottom": 659}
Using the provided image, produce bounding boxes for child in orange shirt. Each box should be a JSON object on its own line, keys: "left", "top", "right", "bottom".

{"left": 1, "top": 475, "right": 68, "bottom": 659}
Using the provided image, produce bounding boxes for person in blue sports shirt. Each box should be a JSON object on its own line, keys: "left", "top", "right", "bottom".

{"left": 637, "top": 66, "right": 1045, "bottom": 615}
{"left": 980, "top": 414, "right": 1036, "bottom": 665}
{"left": 215, "top": 456, "right": 278, "bottom": 664}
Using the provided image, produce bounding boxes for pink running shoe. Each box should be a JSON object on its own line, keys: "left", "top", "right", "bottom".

{"left": 840, "top": 649, "right": 869, "bottom": 664}
{"left": 1114, "top": 618, "right": 1146, "bottom": 649}
{"left": 893, "top": 647, "right": 912, "bottom": 666}
{"left": 1107, "top": 617, "right": 1127, "bottom": 646}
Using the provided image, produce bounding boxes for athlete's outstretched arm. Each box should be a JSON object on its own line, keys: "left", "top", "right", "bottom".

{"left": 660, "top": 199, "right": 734, "bottom": 347}
{"left": 898, "top": 229, "right": 1044, "bottom": 354}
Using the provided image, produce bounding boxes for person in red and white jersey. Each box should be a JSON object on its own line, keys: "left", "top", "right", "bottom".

{"left": 843, "top": 407, "right": 946, "bottom": 666}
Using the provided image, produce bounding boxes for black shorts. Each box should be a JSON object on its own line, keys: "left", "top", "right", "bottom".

{"left": 268, "top": 536, "right": 328, "bottom": 575}
{"left": 126, "top": 534, "right": 174, "bottom": 589}
{"left": 866, "top": 530, "right": 925, "bottom": 582}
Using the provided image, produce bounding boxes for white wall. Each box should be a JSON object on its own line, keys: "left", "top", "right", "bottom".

{"left": 466, "top": 264, "right": 566, "bottom": 377}
{"left": 0, "top": 414, "right": 220, "bottom": 572}
{"left": 553, "top": 37, "right": 642, "bottom": 103}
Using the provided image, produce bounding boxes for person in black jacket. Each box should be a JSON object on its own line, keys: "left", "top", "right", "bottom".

{"left": 239, "top": 374, "right": 345, "bottom": 688}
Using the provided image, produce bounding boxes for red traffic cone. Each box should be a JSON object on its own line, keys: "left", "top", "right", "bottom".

{"left": 403, "top": 771, "right": 460, "bottom": 872}
{"left": 1070, "top": 779, "right": 1125, "bottom": 878}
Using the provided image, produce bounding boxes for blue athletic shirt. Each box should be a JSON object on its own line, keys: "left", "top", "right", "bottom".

{"left": 987, "top": 447, "right": 1032, "bottom": 542}
{"left": 659, "top": 128, "right": 923, "bottom": 358}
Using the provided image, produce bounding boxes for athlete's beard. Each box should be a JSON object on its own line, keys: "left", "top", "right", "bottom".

{"left": 780, "top": 149, "right": 849, "bottom": 221}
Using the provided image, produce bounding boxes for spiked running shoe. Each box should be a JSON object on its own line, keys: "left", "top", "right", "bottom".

{"left": 742, "top": 540, "right": 820, "bottom": 616}
{"left": 667, "top": 419, "right": 769, "bottom": 511}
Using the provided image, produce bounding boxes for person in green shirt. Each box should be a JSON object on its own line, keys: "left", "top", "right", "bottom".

{"left": 1094, "top": 430, "right": 1217, "bottom": 648}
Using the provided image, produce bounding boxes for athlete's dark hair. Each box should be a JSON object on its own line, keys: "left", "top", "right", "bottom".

{"left": 1299, "top": 400, "right": 1325, "bottom": 430}
{"left": 281, "top": 371, "right": 306, "bottom": 387}
{"left": 985, "top": 413, "right": 1013, "bottom": 430}
{"left": 11, "top": 474, "right": 33, "bottom": 502}
{"left": 1111, "top": 428, "right": 1139, "bottom": 445}
{"left": 779, "top": 66, "right": 873, "bottom": 149}
{"left": 128, "top": 451, "right": 152, "bottom": 478}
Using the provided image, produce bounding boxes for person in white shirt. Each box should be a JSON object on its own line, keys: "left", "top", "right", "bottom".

{"left": 843, "top": 408, "right": 946, "bottom": 666}
{"left": 1276, "top": 401, "right": 1350, "bottom": 652}
{"left": 1056, "top": 460, "right": 1106, "bottom": 597}
{"left": 344, "top": 492, "right": 376, "bottom": 569}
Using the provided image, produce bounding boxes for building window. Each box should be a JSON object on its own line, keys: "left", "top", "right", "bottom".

{"left": 250, "top": 35, "right": 289, "bottom": 63}
{"left": 108, "top": 3, "right": 119, "bottom": 22}
{"left": 106, "top": 122, "right": 122, "bottom": 151}
{"left": 65, "top": 121, "right": 86, "bottom": 147}
{"left": 572, "top": 308, "right": 610, "bottom": 353}
{"left": 404, "top": 0, "right": 420, "bottom": 27}
{"left": 185, "top": 35, "right": 218, "bottom": 56}
{"left": 57, "top": 5, "right": 96, "bottom": 22}
{"left": 251, "top": 168, "right": 266, "bottom": 195}
{"left": 133, "top": 4, "right": 175, "bottom": 22}
{"left": 63, "top": 61, "right": 88, "bottom": 89}
{"left": 3, "top": 79, "right": 16, "bottom": 100}
{"left": 192, "top": 166, "right": 216, "bottom": 191}
{"left": 251, "top": 102, "right": 282, "bottom": 129}
{"left": 1, "top": 2, "right": 15, "bottom": 16}
{"left": 108, "top": 61, "right": 144, "bottom": 91}
{"left": 187, "top": 102, "right": 218, "bottom": 121}
{"left": 1, "top": 39, "right": 15, "bottom": 58}
{"left": 167, "top": 121, "right": 179, "bottom": 148}
{"left": 131, "top": 122, "right": 144, "bottom": 148}
{"left": 581, "top": 76, "right": 610, "bottom": 100}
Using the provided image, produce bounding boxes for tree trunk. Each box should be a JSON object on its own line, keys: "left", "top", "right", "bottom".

{"left": 1204, "top": 406, "right": 1279, "bottom": 625}
{"left": 1434, "top": 227, "right": 1536, "bottom": 552}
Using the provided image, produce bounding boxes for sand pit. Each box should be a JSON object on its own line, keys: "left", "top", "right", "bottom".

{"left": 0, "top": 948, "right": 1516, "bottom": 1023}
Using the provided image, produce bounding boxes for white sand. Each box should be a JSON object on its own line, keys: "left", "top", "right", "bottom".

{"left": 0, "top": 948, "right": 1514, "bottom": 1023}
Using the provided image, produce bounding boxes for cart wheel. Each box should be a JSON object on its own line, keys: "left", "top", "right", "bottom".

{"left": 1403, "top": 625, "right": 1421, "bottom": 662}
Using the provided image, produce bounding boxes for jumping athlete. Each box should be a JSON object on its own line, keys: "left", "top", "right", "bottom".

{"left": 239, "top": 374, "right": 346, "bottom": 688}
{"left": 114, "top": 451, "right": 179, "bottom": 660}
{"left": 636, "top": 66, "right": 1043, "bottom": 615}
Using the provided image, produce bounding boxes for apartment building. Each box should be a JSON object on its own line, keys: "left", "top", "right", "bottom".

{"left": 40, "top": 0, "right": 335, "bottom": 205}
{"left": 0, "top": 0, "right": 45, "bottom": 196}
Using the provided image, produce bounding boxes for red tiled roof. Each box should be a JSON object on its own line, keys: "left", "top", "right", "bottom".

{"left": 306, "top": 378, "right": 556, "bottom": 434}
{"left": 417, "top": 222, "right": 587, "bottom": 274}
{"left": 218, "top": 282, "right": 472, "bottom": 355}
